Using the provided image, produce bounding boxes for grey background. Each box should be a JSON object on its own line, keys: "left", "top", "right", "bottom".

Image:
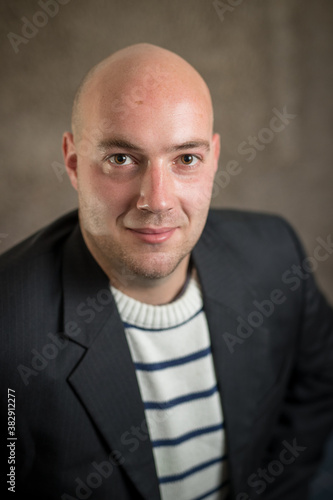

{"left": 0, "top": 0, "right": 332, "bottom": 497}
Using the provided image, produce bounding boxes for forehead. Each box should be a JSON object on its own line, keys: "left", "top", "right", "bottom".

{"left": 79, "top": 68, "right": 213, "bottom": 148}
{"left": 82, "top": 96, "right": 212, "bottom": 151}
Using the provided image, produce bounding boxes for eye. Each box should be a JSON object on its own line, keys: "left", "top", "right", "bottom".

{"left": 109, "top": 154, "right": 132, "bottom": 165}
{"left": 179, "top": 154, "right": 199, "bottom": 166}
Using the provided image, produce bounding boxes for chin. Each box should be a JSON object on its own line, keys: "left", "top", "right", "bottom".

{"left": 121, "top": 252, "right": 187, "bottom": 281}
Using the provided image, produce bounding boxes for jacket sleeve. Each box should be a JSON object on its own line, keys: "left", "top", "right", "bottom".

{"left": 257, "top": 223, "right": 333, "bottom": 500}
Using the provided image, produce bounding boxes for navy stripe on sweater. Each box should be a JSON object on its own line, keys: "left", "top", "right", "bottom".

{"left": 123, "top": 307, "right": 203, "bottom": 332}
{"left": 144, "top": 384, "right": 218, "bottom": 410}
{"left": 152, "top": 422, "right": 224, "bottom": 447}
{"left": 135, "top": 346, "right": 211, "bottom": 371}
{"left": 159, "top": 455, "right": 228, "bottom": 484}
{"left": 191, "top": 480, "right": 230, "bottom": 500}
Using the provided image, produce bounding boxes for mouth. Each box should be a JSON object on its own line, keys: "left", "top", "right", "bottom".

{"left": 127, "top": 227, "right": 177, "bottom": 244}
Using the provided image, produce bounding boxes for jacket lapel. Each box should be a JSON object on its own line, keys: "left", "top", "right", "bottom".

{"left": 192, "top": 219, "right": 275, "bottom": 492}
{"left": 61, "top": 225, "right": 161, "bottom": 500}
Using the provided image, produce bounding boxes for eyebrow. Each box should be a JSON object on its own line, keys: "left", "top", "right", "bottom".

{"left": 98, "top": 139, "right": 144, "bottom": 152}
{"left": 97, "top": 138, "right": 210, "bottom": 154}
{"left": 166, "top": 141, "right": 210, "bottom": 153}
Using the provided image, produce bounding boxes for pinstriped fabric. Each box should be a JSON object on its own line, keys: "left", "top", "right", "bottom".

{"left": 111, "top": 274, "right": 229, "bottom": 500}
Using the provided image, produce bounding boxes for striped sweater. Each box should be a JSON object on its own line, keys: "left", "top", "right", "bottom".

{"left": 111, "top": 273, "right": 229, "bottom": 500}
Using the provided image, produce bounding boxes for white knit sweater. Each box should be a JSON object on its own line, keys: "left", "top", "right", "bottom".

{"left": 111, "top": 273, "right": 229, "bottom": 500}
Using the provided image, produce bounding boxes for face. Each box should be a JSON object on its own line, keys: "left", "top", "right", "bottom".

{"left": 63, "top": 80, "right": 220, "bottom": 287}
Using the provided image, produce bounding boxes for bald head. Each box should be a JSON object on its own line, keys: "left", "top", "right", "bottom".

{"left": 63, "top": 43, "right": 220, "bottom": 296}
{"left": 71, "top": 43, "right": 214, "bottom": 140}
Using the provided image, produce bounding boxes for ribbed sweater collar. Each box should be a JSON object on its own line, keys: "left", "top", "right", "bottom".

{"left": 110, "top": 272, "right": 203, "bottom": 330}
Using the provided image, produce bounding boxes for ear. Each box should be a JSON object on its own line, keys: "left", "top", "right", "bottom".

{"left": 212, "top": 133, "right": 220, "bottom": 174}
{"left": 62, "top": 132, "right": 78, "bottom": 190}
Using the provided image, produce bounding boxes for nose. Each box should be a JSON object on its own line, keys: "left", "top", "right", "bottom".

{"left": 137, "top": 161, "right": 174, "bottom": 213}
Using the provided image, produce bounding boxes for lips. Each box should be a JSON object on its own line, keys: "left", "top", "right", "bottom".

{"left": 127, "top": 227, "right": 177, "bottom": 244}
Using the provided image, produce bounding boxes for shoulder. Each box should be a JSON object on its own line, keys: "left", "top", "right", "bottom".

{"left": 205, "top": 207, "right": 295, "bottom": 236}
{"left": 204, "top": 208, "right": 301, "bottom": 252}
{"left": 200, "top": 208, "right": 306, "bottom": 280}
{"left": 0, "top": 210, "right": 79, "bottom": 307}
{"left": 0, "top": 210, "right": 79, "bottom": 274}
{"left": 0, "top": 210, "right": 79, "bottom": 378}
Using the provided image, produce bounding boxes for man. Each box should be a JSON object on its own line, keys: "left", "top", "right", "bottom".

{"left": 0, "top": 43, "right": 332, "bottom": 500}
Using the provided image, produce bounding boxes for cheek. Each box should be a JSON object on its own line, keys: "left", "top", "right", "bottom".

{"left": 177, "top": 172, "right": 215, "bottom": 216}
{"left": 78, "top": 164, "right": 137, "bottom": 215}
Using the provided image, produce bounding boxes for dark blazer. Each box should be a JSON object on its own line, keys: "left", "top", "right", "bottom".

{"left": 1, "top": 209, "right": 332, "bottom": 500}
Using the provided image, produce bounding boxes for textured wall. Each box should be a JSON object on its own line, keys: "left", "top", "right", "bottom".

{"left": 0, "top": 0, "right": 332, "bottom": 495}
